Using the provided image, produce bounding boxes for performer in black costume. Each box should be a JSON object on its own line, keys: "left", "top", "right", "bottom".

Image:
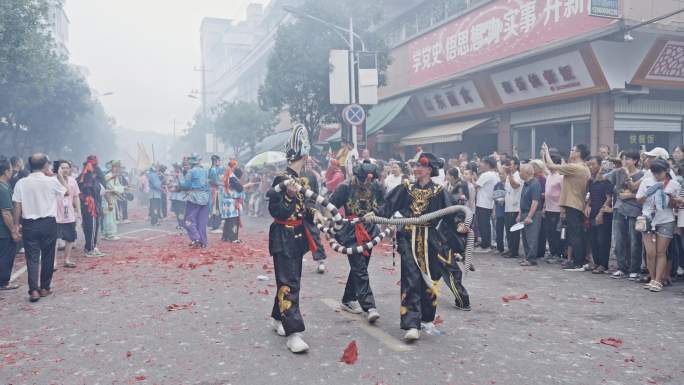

{"left": 329, "top": 161, "right": 384, "bottom": 323}
{"left": 299, "top": 162, "right": 328, "bottom": 274}
{"left": 267, "top": 124, "right": 317, "bottom": 354}
{"left": 436, "top": 207, "right": 471, "bottom": 311}
{"left": 371, "top": 153, "right": 467, "bottom": 341}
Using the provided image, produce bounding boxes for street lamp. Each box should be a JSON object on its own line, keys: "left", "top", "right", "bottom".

{"left": 282, "top": 5, "right": 369, "bottom": 151}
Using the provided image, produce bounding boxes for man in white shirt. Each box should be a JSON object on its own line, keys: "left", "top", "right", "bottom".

{"left": 13, "top": 154, "right": 68, "bottom": 302}
{"left": 384, "top": 162, "right": 403, "bottom": 193}
{"left": 475, "top": 157, "right": 499, "bottom": 250}
{"left": 502, "top": 157, "right": 522, "bottom": 257}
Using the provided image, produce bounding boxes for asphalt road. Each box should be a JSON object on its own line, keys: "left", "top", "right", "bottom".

{"left": 1, "top": 212, "right": 683, "bottom": 385}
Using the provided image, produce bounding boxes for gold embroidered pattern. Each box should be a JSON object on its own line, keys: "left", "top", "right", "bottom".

{"left": 277, "top": 286, "right": 292, "bottom": 313}
{"left": 347, "top": 184, "right": 377, "bottom": 216}
{"left": 407, "top": 183, "right": 442, "bottom": 217}
{"left": 414, "top": 227, "right": 427, "bottom": 273}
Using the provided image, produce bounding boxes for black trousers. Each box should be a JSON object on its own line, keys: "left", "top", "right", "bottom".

{"left": 565, "top": 207, "right": 586, "bottom": 266}
{"left": 271, "top": 235, "right": 308, "bottom": 336}
{"left": 504, "top": 212, "right": 521, "bottom": 257}
{"left": 590, "top": 214, "right": 612, "bottom": 269}
{"left": 537, "top": 215, "right": 548, "bottom": 258}
{"left": 544, "top": 212, "right": 563, "bottom": 257}
{"left": 149, "top": 198, "right": 161, "bottom": 225}
{"left": 341, "top": 251, "right": 376, "bottom": 311}
{"left": 160, "top": 192, "right": 168, "bottom": 218}
{"left": 397, "top": 232, "right": 442, "bottom": 330}
{"left": 81, "top": 201, "right": 100, "bottom": 252}
{"left": 0, "top": 238, "right": 17, "bottom": 286}
{"left": 440, "top": 254, "right": 470, "bottom": 309}
{"left": 495, "top": 216, "right": 505, "bottom": 252}
{"left": 117, "top": 199, "right": 128, "bottom": 220}
{"left": 222, "top": 217, "right": 239, "bottom": 242}
{"left": 22, "top": 217, "right": 57, "bottom": 294}
{"left": 476, "top": 206, "right": 492, "bottom": 248}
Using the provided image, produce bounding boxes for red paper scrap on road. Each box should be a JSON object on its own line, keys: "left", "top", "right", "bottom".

{"left": 501, "top": 293, "right": 528, "bottom": 303}
{"left": 134, "top": 375, "right": 146, "bottom": 381}
{"left": 166, "top": 301, "right": 195, "bottom": 311}
{"left": 340, "top": 340, "right": 358, "bottom": 364}
{"left": 600, "top": 338, "right": 623, "bottom": 348}
{"left": 257, "top": 289, "right": 269, "bottom": 295}
{"left": 126, "top": 351, "right": 132, "bottom": 358}
{"left": 434, "top": 315, "right": 444, "bottom": 325}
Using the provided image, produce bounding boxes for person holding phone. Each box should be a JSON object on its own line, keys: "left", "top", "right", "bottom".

{"left": 636, "top": 158, "right": 682, "bottom": 292}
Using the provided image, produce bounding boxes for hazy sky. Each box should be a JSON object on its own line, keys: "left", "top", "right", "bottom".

{"left": 66, "top": 0, "right": 270, "bottom": 135}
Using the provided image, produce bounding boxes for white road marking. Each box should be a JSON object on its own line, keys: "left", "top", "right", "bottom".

{"left": 9, "top": 266, "right": 27, "bottom": 283}
{"left": 321, "top": 298, "right": 412, "bottom": 352}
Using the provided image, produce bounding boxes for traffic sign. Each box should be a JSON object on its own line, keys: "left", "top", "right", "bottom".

{"left": 342, "top": 104, "right": 366, "bottom": 126}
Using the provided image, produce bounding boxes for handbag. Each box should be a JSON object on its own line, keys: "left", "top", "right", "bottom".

{"left": 635, "top": 216, "right": 647, "bottom": 232}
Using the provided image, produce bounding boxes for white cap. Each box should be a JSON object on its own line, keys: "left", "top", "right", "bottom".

{"left": 643, "top": 147, "right": 669, "bottom": 160}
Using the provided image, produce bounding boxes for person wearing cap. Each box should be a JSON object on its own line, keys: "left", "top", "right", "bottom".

{"left": 78, "top": 155, "right": 107, "bottom": 257}
{"left": 102, "top": 160, "right": 124, "bottom": 241}
{"left": 267, "top": 123, "right": 317, "bottom": 353}
{"left": 329, "top": 161, "right": 385, "bottom": 323}
{"left": 179, "top": 154, "right": 210, "bottom": 248}
{"left": 636, "top": 158, "right": 682, "bottom": 292}
{"left": 541, "top": 143, "right": 591, "bottom": 271}
{"left": 370, "top": 152, "right": 457, "bottom": 341}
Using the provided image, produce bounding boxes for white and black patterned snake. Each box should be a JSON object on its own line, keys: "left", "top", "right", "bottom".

{"left": 273, "top": 179, "right": 475, "bottom": 272}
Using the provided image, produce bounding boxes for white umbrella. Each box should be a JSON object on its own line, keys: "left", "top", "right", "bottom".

{"left": 245, "top": 151, "right": 287, "bottom": 167}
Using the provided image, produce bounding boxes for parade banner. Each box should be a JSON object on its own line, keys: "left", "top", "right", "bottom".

{"left": 407, "top": 0, "right": 617, "bottom": 87}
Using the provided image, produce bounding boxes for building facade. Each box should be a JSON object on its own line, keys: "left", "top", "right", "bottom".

{"left": 366, "top": 0, "right": 684, "bottom": 160}
{"left": 48, "top": 0, "right": 70, "bottom": 57}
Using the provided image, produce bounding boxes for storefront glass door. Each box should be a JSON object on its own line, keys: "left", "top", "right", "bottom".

{"left": 513, "top": 121, "right": 589, "bottom": 159}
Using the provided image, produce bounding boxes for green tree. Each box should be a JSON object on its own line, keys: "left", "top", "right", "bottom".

{"left": 0, "top": 0, "right": 116, "bottom": 158}
{"left": 259, "top": 0, "right": 390, "bottom": 141}
{"left": 214, "top": 101, "right": 276, "bottom": 159}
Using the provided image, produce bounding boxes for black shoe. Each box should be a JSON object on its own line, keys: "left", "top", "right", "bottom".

{"left": 454, "top": 302, "right": 472, "bottom": 311}
{"left": 29, "top": 290, "right": 40, "bottom": 302}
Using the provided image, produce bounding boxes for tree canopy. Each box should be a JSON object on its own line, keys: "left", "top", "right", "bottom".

{"left": 0, "top": 0, "right": 115, "bottom": 159}
{"left": 259, "top": 0, "right": 390, "bottom": 142}
{"left": 213, "top": 100, "right": 276, "bottom": 159}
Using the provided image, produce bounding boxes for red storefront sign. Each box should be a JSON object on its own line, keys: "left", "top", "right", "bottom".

{"left": 408, "top": 0, "right": 617, "bottom": 87}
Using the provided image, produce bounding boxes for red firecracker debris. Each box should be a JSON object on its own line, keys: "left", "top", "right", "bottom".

{"left": 134, "top": 375, "right": 146, "bottom": 381}
{"left": 600, "top": 338, "right": 623, "bottom": 348}
{"left": 166, "top": 301, "right": 195, "bottom": 311}
{"left": 434, "top": 315, "right": 444, "bottom": 325}
{"left": 501, "top": 293, "right": 529, "bottom": 303}
{"left": 126, "top": 351, "right": 132, "bottom": 358}
{"left": 340, "top": 340, "right": 358, "bottom": 364}
{"left": 257, "top": 289, "right": 269, "bottom": 295}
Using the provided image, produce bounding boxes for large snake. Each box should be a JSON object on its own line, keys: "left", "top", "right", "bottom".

{"left": 273, "top": 179, "right": 474, "bottom": 270}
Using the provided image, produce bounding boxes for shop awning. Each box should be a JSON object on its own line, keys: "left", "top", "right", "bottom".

{"left": 328, "top": 95, "right": 412, "bottom": 143}
{"left": 399, "top": 118, "right": 492, "bottom": 146}
{"left": 255, "top": 130, "right": 290, "bottom": 153}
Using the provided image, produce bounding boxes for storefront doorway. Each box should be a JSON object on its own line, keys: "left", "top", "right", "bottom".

{"left": 513, "top": 121, "right": 590, "bottom": 159}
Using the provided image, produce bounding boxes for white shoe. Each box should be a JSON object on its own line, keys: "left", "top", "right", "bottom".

{"left": 271, "top": 319, "right": 285, "bottom": 336}
{"left": 367, "top": 308, "right": 380, "bottom": 324}
{"left": 628, "top": 273, "right": 639, "bottom": 280}
{"left": 18, "top": 248, "right": 24, "bottom": 254}
{"left": 340, "top": 301, "right": 363, "bottom": 314}
{"left": 210, "top": 229, "right": 223, "bottom": 234}
{"left": 286, "top": 333, "right": 309, "bottom": 353}
{"left": 610, "top": 270, "right": 625, "bottom": 279}
{"left": 105, "top": 236, "right": 121, "bottom": 241}
{"left": 122, "top": 220, "right": 132, "bottom": 224}
{"left": 677, "top": 267, "right": 684, "bottom": 276}
{"left": 404, "top": 328, "right": 420, "bottom": 341}
{"left": 93, "top": 248, "right": 106, "bottom": 257}
{"left": 84, "top": 251, "right": 99, "bottom": 258}
{"left": 316, "top": 261, "right": 326, "bottom": 274}
{"left": 57, "top": 239, "right": 66, "bottom": 250}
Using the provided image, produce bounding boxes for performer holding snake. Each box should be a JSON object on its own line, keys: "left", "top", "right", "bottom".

{"left": 267, "top": 123, "right": 321, "bottom": 354}
{"left": 367, "top": 153, "right": 470, "bottom": 341}
{"left": 329, "top": 161, "right": 385, "bottom": 323}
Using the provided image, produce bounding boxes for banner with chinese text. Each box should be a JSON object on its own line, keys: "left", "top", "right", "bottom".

{"left": 408, "top": 0, "right": 617, "bottom": 87}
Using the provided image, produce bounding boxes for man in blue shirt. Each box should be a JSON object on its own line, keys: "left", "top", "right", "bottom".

{"left": 147, "top": 166, "right": 163, "bottom": 226}
{"left": 518, "top": 164, "right": 542, "bottom": 266}
{"left": 0, "top": 159, "right": 20, "bottom": 291}
{"left": 179, "top": 154, "right": 210, "bottom": 248}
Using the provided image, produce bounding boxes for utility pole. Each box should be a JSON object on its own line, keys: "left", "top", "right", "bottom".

{"left": 349, "top": 16, "right": 358, "bottom": 153}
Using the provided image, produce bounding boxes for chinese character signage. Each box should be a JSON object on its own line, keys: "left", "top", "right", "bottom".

{"left": 407, "top": 0, "right": 616, "bottom": 87}
{"left": 491, "top": 50, "right": 595, "bottom": 104}
{"left": 589, "top": 0, "right": 620, "bottom": 18}
{"left": 418, "top": 80, "right": 485, "bottom": 118}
